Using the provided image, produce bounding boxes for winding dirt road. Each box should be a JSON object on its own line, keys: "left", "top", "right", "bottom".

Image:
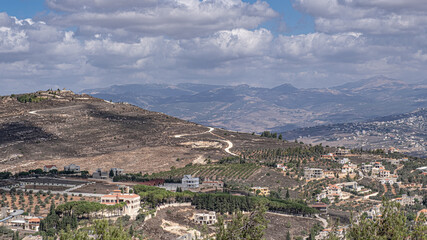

{"left": 174, "top": 127, "right": 237, "bottom": 156}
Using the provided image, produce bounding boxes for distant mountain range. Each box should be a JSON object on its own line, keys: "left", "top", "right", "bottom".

{"left": 82, "top": 76, "right": 427, "bottom": 133}
{"left": 281, "top": 108, "right": 427, "bottom": 157}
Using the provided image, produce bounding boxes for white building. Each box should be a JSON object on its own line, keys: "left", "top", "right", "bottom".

{"left": 338, "top": 158, "right": 350, "bottom": 165}
{"left": 43, "top": 165, "right": 57, "bottom": 172}
{"left": 379, "top": 178, "right": 397, "bottom": 184}
{"left": 378, "top": 169, "right": 390, "bottom": 178}
{"left": 193, "top": 212, "right": 217, "bottom": 225}
{"left": 338, "top": 182, "right": 362, "bottom": 192}
{"left": 64, "top": 164, "right": 80, "bottom": 173}
{"left": 182, "top": 175, "right": 199, "bottom": 189}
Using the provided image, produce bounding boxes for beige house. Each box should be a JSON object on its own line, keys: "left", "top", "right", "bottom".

{"left": 100, "top": 190, "right": 140, "bottom": 219}
{"left": 378, "top": 169, "right": 390, "bottom": 178}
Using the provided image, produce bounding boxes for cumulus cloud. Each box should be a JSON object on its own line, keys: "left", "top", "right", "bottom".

{"left": 1, "top": 0, "right": 427, "bottom": 95}
{"left": 294, "top": 0, "right": 427, "bottom": 35}
{"left": 45, "top": 0, "right": 278, "bottom": 39}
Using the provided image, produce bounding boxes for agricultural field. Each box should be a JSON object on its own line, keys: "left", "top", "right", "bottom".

{"left": 0, "top": 190, "right": 98, "bottom": 217}
{"left": 150, "top": 163, "right": 261, "bottom": 181}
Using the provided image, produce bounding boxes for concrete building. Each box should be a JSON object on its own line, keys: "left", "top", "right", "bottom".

{"left": 110, "top": 168, "right": 124, "bottom": 176}
{"left": 182, "top": 175, "right": 199, "bottom": 189}
{"left": 201, "top": 179, "right": 224, "bottom": 188}
{"left": 43, "top": 165, "right": 57, "bottom": 172}
{"left": 193, "top": 212, "right": 217, "bottom": 225}
{"left": 361, "top": 164, "right": 373, "bottom": 172}
{"left": 338, "top": 158, "right": 350, "bottom": 165}
{"left": 371, "top": 162, "right": 385, "bottom": 175}
{"left": 341, "top": 164, "right": 356, "bottom": 174}
{"left": 365, "top": 204, "right": 382, "bottom": 219}
{"left": 378, "top": 169, "right": 390, "bottom": 178}
{"left": 304, "top": 168, "right": 324, "bottom": 180}
{"left": 100, "top": 190, "right": 141, "bottom": 219}
{"left": 64, "top": 164, "right": 80, "bottom": 173}
{"left": 324, "top": 184, "right": 343, "bottom": 202}
{"left": 379, "top": 178, "right": 397, "bottom": 184}
{"left": 394, "top": 194, "right": 423, "bottom": 206}
{"left": 338, "top": 182, "right": 362, "bottom": 192}
{"left": 335, "top": 148, "right": 350, "bottom": 156}
{"left": 93, "top": 168, "right": 108, "bottom": 179}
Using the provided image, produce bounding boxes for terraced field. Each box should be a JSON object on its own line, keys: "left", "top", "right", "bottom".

{"left": 150, "top": 164, "right": 261, "bottom": 180}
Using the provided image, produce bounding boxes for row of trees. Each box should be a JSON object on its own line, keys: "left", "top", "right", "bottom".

{"left": 51, "top": 220, "right": 134, "bottom": 240}
{"left": 39, "top": 201, "right": 127, "bottom": 237}
{"left": 0, "top": 168, "right": 90, "bottom": 180}
{"left": 239, "top": 144, "right": 327, "bottom": 163}
{"left": 193, "top": 193, "right": 318, "bottom": 216}
{"left": 16, "top": 94, "right": 44, "bottom": 103}
{"left": 260, "top": 131, "right": 283, "bottom": 140}
{"left": 133, "top": 185, "right": 317, "bottom": 216}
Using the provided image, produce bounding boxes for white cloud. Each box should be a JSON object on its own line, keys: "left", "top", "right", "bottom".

{"left": 45, "top": 0, "right": 278, "bottom": 39}
{"left": 294, "top": 0, "right": 427, "bottom": 35}
{"left": 0, "top": 26, "right": 29, "bottom": 53}
{"left": 1, "top": 0, "right": 427, "bottom": 95}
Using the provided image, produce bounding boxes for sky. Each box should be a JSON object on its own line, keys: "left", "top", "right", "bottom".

{"left": 0, "top": 0, "right": 427, "bottom": 95}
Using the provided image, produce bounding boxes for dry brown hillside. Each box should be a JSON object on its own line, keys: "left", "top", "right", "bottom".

{"left": 0, "top": 90, "right": 298, "bottom": 174}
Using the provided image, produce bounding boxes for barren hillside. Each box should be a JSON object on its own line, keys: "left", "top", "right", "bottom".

{"left": 0, "top": 90, "right": 297, "bottom": 174}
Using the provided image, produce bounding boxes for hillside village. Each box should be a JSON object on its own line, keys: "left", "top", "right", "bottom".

{"left": 286, "top": 109, "right": 426, "bottom": 158}
{"left": 1, "top": 145, "right": 426, "bottom": 239}
{"left": 0, "top": 91, "right": 426, "bottom": 239}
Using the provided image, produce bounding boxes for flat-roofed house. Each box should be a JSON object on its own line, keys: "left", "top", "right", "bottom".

{"left": 64, "top": 164, "right": 80, "bottom": 173}
{"left": 100, "top": 190, "right": 140, "bottom": 219}
{"left": 182, "top": 175, "right": 199, "bottom": 189}
{"left": 304, "top": 168, "right": 324, "bottom": 180}
{"left": 378, "top": 170, "right": 390, "bottom": 178}
{"left": 193, "top": 212, "right": 217, "bottom": 225}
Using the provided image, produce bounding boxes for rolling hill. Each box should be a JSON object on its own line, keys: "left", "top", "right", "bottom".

{"left": 0, "top": 90, "right": 299, "bottom": 174}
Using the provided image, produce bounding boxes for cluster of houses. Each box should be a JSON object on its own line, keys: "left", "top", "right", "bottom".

{"left": 316, "top": 182, "right": 369, "bottom": 203}
{"left": 392, "top": 194, "right": 423, "bottom": 206}
{"left": 361, "top": 161, "right": 398, "bottom": 184}
{"left": 0, "top": 208, "right": 42, "bottom": 232}
{"left": 303, "top": 159, "right": 358, "bottom": 181}
{"left": 316, "top": 226, "right": 348, "bottom": 240}
{"left": 42, "top": 164, "right": 125, "bottom": 179}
